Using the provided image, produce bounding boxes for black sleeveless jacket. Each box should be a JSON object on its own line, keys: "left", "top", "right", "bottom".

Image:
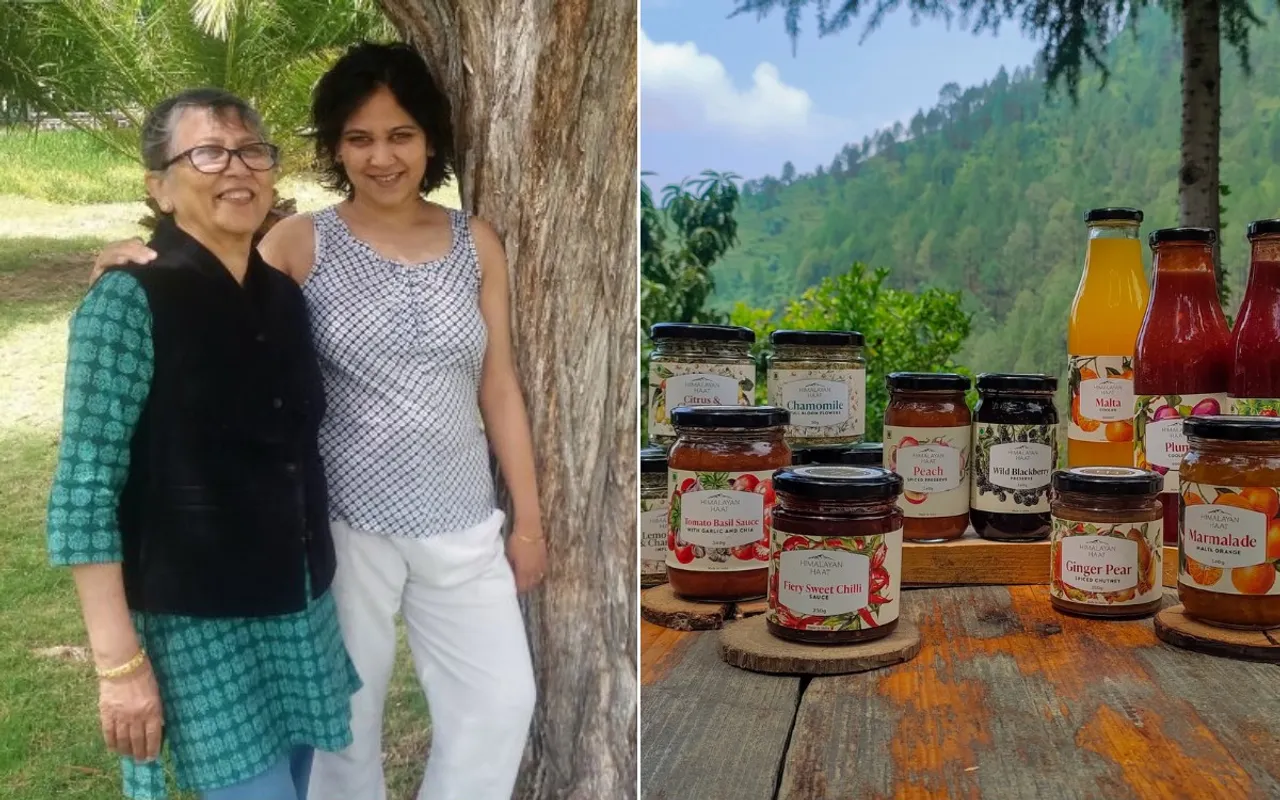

{"left": 113, "top": 218, "right": 334, "bottom": 617}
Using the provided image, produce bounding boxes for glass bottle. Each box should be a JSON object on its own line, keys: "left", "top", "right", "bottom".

{"left": 1067, "top": 208, "right": 1148, "bottom": 468}
{"left": 1229, "top": 220, "right": 1280, "bottom": 416}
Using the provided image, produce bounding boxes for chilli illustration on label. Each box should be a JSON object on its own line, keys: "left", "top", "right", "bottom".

{"left": 767, "top": 527, "right": 903, "bottom": 631}
{"left": 1068, "top": 355, "right": 1135, "bottom": 443}
{"left": 667, "top": 469, "right": 775, "bottom": 572}
{"left": 1180, "top": 482, "right": 1280, "bottom": 596}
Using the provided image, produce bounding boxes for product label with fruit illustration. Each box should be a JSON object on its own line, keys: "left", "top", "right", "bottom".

{"left": 1179, "top": 482, "right": 1280, "bottom": 596}
{"left": 648, "top": 362, "right": 755, "bottom": 439}
{"left": 666, "top": 469, "right": 774, "bottom": 572}
{"left": 640, "top": 498, "right": 669, "bottom": 577}
{"left": 1229, "top": 397, "right": 1280, "bottom": 417}
{"left": 1134, "top": 393, "right": 1225, "bottom": 492}
{"left": 768, "top": 367, "right": 866, "bottom": 436}
{"left": 766, "top": 526, "right": 902, "bottom": 631}
{"left": 972, "top": 423, "right": 1056, "bottom": 513}
{"left": 883, "top": 425, "right": 970, "bottom": 518}
{"left": 1068, "top": 355, "right": 1135, "bottom": 443}
{"left": 1049, "top": 517, "right": 1161, "bottom": 606}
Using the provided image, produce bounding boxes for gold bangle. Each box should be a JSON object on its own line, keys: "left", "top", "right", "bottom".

{"left": 513, "top": 533, "right": 544, "bottom": 544}
{"left": 97, "top": 649, "right": 146, "bottom": 680}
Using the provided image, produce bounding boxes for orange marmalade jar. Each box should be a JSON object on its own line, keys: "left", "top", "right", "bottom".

{"left": 883, "top": 373, "right": 972, "bottom": 542}
{"left": 666, "top": 406, "right": 791, "bottom": 601}
{"left": 1179, "top": 416, "right": 1280, "bottom": 628}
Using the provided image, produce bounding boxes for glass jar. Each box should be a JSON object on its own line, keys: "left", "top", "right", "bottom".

{"left": 640, "top": 446, "right": 669, "bottom": 588}
{"left": 1049, "top": 467, "right": 1163, "bottom": 619}
{"left": 767, "top": 465, "right": 904, "bottom": 645}
{"left": 648, "top": 323, "right": 756, "bottom": 447}
{"left": 971, "top": 373, "right": 1059, "bottom": 542}
{"left": 793, "top": 442, "right": 883, "bottom": 467}
{"left": 766, "top": 330, "right": 866, "bottom": 448}
{"left": 1179, "top": 416, "right": 1280, "bottom": 629}
{"left": 666, "top": 406, "right": 791, "bottom": 601}
{"left": 883, "top": 373, "right": 972, "bottom": 542}
{"left": 1228, "top": 220, "right": 1280, "bottom": 415}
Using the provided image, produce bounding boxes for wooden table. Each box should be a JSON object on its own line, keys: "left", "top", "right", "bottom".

{"left": 641, "top": 585, "right": 1280, "bottom": 800}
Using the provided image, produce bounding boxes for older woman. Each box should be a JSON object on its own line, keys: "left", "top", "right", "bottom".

{"left": 46, "top": 88, "right": 359, "bottom": 800}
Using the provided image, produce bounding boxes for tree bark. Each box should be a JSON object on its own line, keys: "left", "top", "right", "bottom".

{"left": 372, "top": 2, "right": 637, "bottom": 798}
{"left": 1179, "top": 0, "right": 1225, "bottom": 299}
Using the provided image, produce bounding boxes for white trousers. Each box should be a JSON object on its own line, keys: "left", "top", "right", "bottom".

{"left": 308, "top": 510, "right": 536, "bottom": 800}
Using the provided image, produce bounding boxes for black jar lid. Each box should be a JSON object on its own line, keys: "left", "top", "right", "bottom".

{"left": 670, "top": 405, "right": 788, "bottom": 429}
{"left": 1183, "top": 415, "right": 1280, "bottom": 442}
{"left": 886, "top": 372, "right": 971, "bottom": 392}
{"left": 769, "top": 329, "right": 865, "bottom": 347}
{"left": 640, "top": 446, "right": 668, "bottom": 472}
{"left": 1052, "top": 466, "right": 1162, "bottom": 496}
{"left": 1247, "top": 219, "right": 1280, "bottom": 239}
{"left": 649, "top": 323, "right": 755, "bottom": 343}
{"left": 792, "top": 443, "right": 882, "bottom": 466}
{"left": 774, "top": 465, "right": 903, "bottom": 501}
{"left": 1085, "top": 207, "right": 1143, "bottom": 223}
{"left": 1149, "top": 227, "right": 1216, "bottom": 247}
{"left": 975, "top": 372, "right": 1058, "bottom": 392}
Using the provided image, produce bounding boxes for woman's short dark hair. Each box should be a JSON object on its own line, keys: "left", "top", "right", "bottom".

{"left": 311, "top": 41, "right": 456, "bottom": 198}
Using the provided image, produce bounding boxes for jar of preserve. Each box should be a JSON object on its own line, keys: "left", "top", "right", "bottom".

{"left": 640, "top": 446, "right": 669, "bottom": 588}
{"left": 766, "top": 330, "right": 866, "bottom": 448}
{"left": 792, "top": 442, "right": 882, "bottom": 467}
{"left": 1179, "top": 416, "right": 1280, "bottom": 628}
{"left": 767, "top": 465, "right": 904, "bottom": 644}
{"left": 883, "top": 373, "right": 972, "bottom": 542}
{"left": 666, "top": 406, "right": 791, "bottom": 601}
{"left": 971, "top": 373, "right": 1059, "bottom": 541}
{"left": 1049, "top": 467, "right": 1163, "bottom": 619}
{"left": 648, "top": 323, "right": 756, "bottom": 447}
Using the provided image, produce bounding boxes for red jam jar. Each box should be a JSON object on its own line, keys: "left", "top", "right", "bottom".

{"left": 767, "top": 465, "right": 904, "bottom": 644}
{"left": 666, "top": 405, "right": 791, "bottom": 601}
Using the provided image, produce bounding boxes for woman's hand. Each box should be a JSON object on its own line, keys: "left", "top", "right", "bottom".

{"left": 90, "top": 239, "right": 157, "bottom": 285}
{"left": 98, "top": 658, "right": 164, "bottom": 762}
{"left": 506, "top": 521, "right": 548, "bottom": 593}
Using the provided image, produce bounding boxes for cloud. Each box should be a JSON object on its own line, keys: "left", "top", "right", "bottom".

{"left": 640, "top": 29, "right": 814, "bottom": 139}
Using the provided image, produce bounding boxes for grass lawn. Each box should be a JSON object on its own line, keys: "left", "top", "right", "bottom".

{"left": 0, "top": 190, "right": 433, "bottom": 799}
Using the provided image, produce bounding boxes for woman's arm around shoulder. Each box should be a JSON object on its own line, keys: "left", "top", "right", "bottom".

{"left": 472, "top": 216, "right": 547, "bottom": 593}
{"left": 256, "top": 212, "right": 317, "bottom": 285}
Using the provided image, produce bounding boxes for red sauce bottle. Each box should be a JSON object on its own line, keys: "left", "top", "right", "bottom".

{"left": 1133, "top": 227, "right": 1232, "bottom": 545}
{"left": 1229, "top": 219, "right": 1280, "bottom": 416}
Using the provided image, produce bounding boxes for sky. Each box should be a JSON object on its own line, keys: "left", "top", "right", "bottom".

{"left": 641, "top": 0, "right": 1045, "bottom": 189}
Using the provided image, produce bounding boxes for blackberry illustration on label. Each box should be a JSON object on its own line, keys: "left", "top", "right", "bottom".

{"left": 1068, "top": 355, "right": 1135, "bottom": 443}
{"left": 666, "top": 469, "right": 775, "bottom": 572}
{"left": 972, "top": 423, "right": 1055, "bottom": 513}
{"left": 1180, "top": 482, "right": 1280, "bottom": 596}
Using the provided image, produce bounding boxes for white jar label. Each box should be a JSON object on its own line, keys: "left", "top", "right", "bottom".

{"left": 648, "top": 361, "right": 754, "bottom": 439}
{"left": 667, "top": 469, "right": 774, "bottom": 572}
{"left": 640, "top": 500, "right": 669, "bottom": 577}
{"left": 768, "top": 367, "right": 866, "bottom": 439}
{"left": 972, "top": 423, "right": 1055, "bottom": 513}
{"left": 1050, "top": 517, "right": 1162, "bottom": 606}
{"left": 767, "top": 526, "right": 902, "bottom": 630}
{"left": 884, "top": 425, "right": 970, "bottom": 519}
{"left": 1179, "top": 482, "right": 1279, "bottom": 595}
{"left": 1068, "top": 355, "right": 1134, "bottom": 442}
{"left": 1135, "top": 393, "right": 1227, "bottom": 492}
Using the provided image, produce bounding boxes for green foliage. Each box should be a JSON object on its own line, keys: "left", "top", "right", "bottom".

{"left": 728, "top": 264, "right": 972, "bottom": 439}
{"left": 0, "top": 0, "right": 393, "bottom": 174}
{"left": 0, "top": 128, "right": 139, "bottom": 204}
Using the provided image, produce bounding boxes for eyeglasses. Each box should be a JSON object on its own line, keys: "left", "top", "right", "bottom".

{"left": 162, "top": 142, "right": 280, "bottom": 174}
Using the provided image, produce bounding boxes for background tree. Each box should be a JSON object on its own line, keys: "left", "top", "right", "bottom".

{"left": 370, "top": 2, "right": 636, "bottom": 798}
{"left": 731, "top": 0, "right": 1267, "bottom": 302}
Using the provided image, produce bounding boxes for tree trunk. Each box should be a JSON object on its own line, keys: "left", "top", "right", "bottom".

{"left": 1179, "top": 0, "right": 1225, "bottom": 301}
{"left": 372, "top": 2, "right": 637, "bottom": 798}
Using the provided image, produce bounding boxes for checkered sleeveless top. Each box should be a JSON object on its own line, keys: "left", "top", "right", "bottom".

{"left": 302, "top": 205, "right": 496, "bottom": 538}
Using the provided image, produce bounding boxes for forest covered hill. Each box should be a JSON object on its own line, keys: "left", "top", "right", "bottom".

{"left": 712, "top": 6, "right": 1280, "bottom": 378}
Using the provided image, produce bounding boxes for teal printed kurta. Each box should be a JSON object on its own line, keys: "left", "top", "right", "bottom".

{"left": 46, "top": 271, "right": 360, "bottom": 800}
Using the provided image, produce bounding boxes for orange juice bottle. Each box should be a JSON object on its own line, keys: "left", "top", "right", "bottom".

{"left": 1067, "top": 208, "right": 1149, "bottom": 467}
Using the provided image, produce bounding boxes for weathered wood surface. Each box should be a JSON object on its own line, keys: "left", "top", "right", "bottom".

{"left": 1154, "top": 604, "right": 1280, "bottom": 663}
{"left": 641, "top": 629, "right": 802, "bottom": 800}
{"left": 720, "top": 616, "right": 921, "bottom": 676}
{"left": 903, "top": 533, "right": 1049, "bottom": 586}
{"left": 642, "top": 587, "right": 1280, "bottom": 800}
{"left": 640, "top": 584, "right": 729, "bottom": 631}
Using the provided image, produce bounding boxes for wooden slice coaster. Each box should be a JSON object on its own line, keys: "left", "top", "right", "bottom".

{"left": 718, "top": 615, "right": 921, "bottom": 676}
{"left": 1154, "top": 604, "right": 1280, "bottom": 663}
{"left": 640, "top": 584, "right": 731, "bottom": 631}
{"left": 732, "top": 598, "right": 769, "bottom": 620}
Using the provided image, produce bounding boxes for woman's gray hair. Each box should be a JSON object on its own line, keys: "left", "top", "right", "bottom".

{"left": 140, "top": 88, "right": 268, "bottom": 171}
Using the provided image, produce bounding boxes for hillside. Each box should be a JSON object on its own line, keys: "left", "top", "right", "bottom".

{"left": 712, "top": 7, "right": 1280, "bottom": 378}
